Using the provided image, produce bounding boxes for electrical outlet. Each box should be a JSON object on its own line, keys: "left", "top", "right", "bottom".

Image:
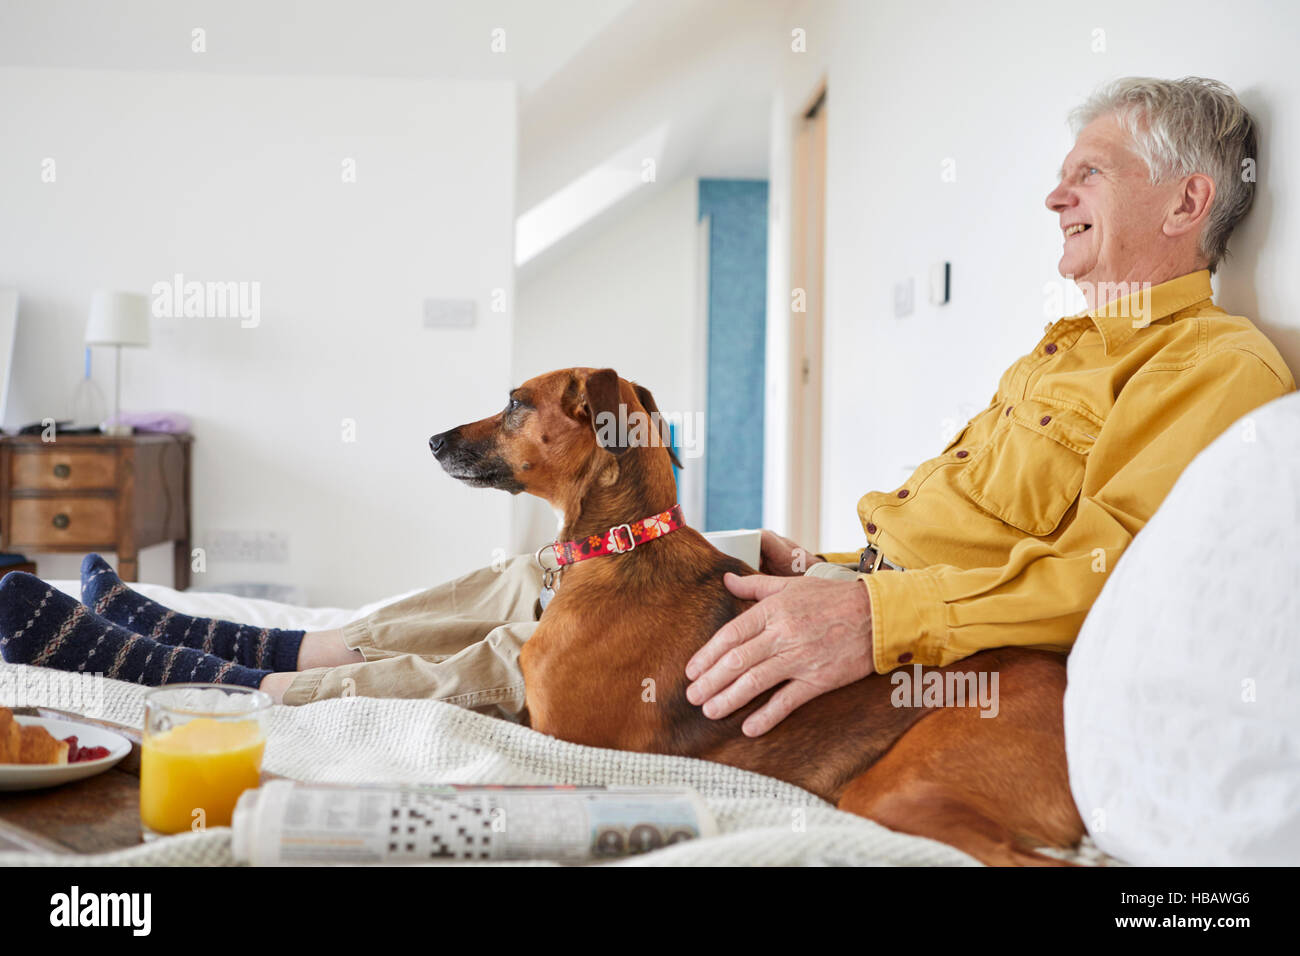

{"left": 205, "top": 530, "right": 290, "bottom": 563}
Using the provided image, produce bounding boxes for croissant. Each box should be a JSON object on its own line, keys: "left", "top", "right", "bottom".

{"left": 0, "top": 706, "right": 71, "bottom": 765}
{"left": 0, "top": 707, "right": 18, "bottom": 763}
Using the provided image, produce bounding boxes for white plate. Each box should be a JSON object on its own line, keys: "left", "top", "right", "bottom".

{"left": 0, "top": 715, "right": 132, "bottom": 791}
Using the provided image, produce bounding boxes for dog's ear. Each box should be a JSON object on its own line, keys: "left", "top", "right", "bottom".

{"left": 632, "top": 383, "right": 683, "bottom": 469}
{"left": 584, "top": 368, "right": 628, "bottom": 455}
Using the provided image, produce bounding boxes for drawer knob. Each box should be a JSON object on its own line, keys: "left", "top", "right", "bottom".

{"left": 52, "top": 513, "right": 70, "bottom": 530}
{"left": 53, "top": 463, "right": 71, "bottom": 479}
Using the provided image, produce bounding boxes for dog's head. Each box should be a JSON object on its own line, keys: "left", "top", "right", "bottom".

{"left": 429, "top": 367, "right": 682, "bottom": 513}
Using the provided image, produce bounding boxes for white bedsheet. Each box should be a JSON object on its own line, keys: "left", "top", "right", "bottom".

{"left": 48, "top": 579, "right": 421, "bottom": 632}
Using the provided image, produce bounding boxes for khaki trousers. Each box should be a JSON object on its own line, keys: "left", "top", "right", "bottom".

{"left": 280, "top": 554, "right": 859, "bottom": 719}
{"left": 282, "top": 554, "right": 544, "bottom": 719}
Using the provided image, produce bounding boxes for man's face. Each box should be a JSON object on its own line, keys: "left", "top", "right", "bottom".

{"left": 1045, "top": 114, "right": 1183, "bottom": 291}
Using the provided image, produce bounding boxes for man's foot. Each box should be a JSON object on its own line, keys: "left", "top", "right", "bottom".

{"left": 80, "top": 554, "right": 304, "bottom": 671}
{"left": 0, "top": 572, "right": 271, "bottom": 688}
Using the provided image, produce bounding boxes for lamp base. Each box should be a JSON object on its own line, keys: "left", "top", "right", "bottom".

{"left": 100, "top": 423, "right": 133, "bottom": 437}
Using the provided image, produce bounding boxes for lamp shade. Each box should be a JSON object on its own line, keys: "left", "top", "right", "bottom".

{"left": 85, "top": 291, "right": 151, "bottom": 347}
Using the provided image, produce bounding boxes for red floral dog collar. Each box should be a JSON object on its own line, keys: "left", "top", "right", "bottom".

{"left": 536, "top": 504, "right": 685, "bottom": 587}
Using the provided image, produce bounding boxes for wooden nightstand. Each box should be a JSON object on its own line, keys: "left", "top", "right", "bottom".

{"left": 0, "top": 434, "right": 193, "bottom": 588}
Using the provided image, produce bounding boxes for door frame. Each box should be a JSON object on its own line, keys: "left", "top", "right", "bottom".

{"left": 786, "top": 80, "right": 828, "bottom": 549}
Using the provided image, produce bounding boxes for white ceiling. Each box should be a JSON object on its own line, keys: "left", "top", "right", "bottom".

{"left": 0, "top": 0, "right": 635, "bottom": 97}
{"left": 1, "top": 0, "right": 783, "bottom": 270}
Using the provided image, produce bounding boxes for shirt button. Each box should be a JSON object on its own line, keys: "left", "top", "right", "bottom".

{"left": 955, "top": 449, "right": 968, "bottom": 458}
{"left": 1040, "top": 415, "right": 1052, "bottom": 425}
{"left": 866, "top": 523, "right": 877, "bottom": 534}
{"left": 898, "top": 652, "right": 914, "bottom": 664}
{"left": 897, "top": 489, "right": 909, "bottom": 498}
{"left": 1045, "top": 343, "right": 1058, "bottom": 355}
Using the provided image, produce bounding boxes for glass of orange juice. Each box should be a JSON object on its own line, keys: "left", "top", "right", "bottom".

{"left": 140, "top": 683, "right": 271, "bottom": 840}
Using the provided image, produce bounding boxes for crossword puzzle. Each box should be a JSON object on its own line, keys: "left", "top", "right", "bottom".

{"left": 386, "top": 792, "right": 497, "bottom": 861}
{"left": 376, "top": 790, "right": 701, "bottom": 860}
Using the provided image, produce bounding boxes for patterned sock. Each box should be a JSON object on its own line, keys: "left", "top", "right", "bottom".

{"left": 80, "top": 554, "right": 304, "bottom": 672}
{"left": 0, "top": 573, "right": 271, "bottom": 688}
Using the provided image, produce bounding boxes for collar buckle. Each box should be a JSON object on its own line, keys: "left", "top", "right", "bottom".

{"left": 534, "top": 542, "right": 562, "bottom": 590}
{"left": 609, "top": 523, "right": 637, "bottom": 553}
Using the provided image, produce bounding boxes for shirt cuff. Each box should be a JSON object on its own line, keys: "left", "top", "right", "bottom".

{"left": 860, "top": 568, "right": 948, "bottom": 673}
{"left": 817, "top": 550, "right": 863, "bottom": 565}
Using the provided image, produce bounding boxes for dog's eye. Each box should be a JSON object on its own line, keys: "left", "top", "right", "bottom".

{"left": 508, "top": 399, "right": 521, "bottom": 413}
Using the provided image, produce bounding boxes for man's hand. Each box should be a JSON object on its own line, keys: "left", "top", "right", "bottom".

{"left": 684, "top": 572, "right": 875, "bottom": 737}
{"left": 759, "top": 529, "right": 823, "bottom": 576}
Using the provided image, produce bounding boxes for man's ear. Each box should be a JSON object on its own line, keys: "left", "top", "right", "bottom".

{"left": 1165, "top": 171, "right": 1216, "bottom": 240}
{"left": 584, "top": 368, "right": 627, "bottom": 455}
{"left": 632, "top": 383, "right": 683, "bottom": 469}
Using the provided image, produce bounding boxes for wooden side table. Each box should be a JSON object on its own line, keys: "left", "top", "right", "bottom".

{"left": 0, "top": 433, "right": 193, "bottom": 589}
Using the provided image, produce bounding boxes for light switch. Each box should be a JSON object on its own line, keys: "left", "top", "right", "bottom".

{"left": 893, "top": 278, "right": 914, "bottom": 318}
{"left": 423, "top": 298, "right": 476, "bottom": 329}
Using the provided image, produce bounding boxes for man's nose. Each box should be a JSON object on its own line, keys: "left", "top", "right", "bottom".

{"left": 1045, "top": 181, "right": 1072, "bottom": 213}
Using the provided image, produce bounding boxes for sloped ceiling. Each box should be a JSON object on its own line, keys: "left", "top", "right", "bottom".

{"left": 517, "top": 0, "right": 789, "bottom": 272}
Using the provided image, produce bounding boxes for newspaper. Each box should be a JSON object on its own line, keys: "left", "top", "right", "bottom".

{"left": 231, "top": 780, "right": 717, "bottom": 864}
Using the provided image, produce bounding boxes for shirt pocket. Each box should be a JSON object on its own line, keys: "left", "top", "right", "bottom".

{"left": 955, "top": 399, "right": 1096, "bottom": 536}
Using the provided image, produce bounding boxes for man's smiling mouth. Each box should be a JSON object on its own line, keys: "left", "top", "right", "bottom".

{"left": 1064, "top": 223, "right": 1092, "bottom": 239}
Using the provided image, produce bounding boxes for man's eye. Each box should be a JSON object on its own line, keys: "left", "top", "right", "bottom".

{"left": 1085, "top": 167, "right": 1099, "bottom": 178}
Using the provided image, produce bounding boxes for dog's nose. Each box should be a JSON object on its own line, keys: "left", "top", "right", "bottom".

{"left": 429, "top": 431, "right": 450, "bottom": 456}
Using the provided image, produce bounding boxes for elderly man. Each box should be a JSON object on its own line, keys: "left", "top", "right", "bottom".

{"left": 1, "top": 77, "right": 1292, "bottom": 730}
{"left": 686, "top": 75, "right": 1293, "bottom": 735}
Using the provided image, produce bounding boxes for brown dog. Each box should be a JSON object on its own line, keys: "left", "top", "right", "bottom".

{"left": 430, "top": 367, "right": 1085, "bottom": 865}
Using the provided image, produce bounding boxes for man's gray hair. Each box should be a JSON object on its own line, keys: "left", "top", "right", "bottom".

{"left": 1070, "top": 77, "right": 1257, "bottom": 273}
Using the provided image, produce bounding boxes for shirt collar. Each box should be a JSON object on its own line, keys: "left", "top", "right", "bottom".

{"left": 1073, "top": 270, "right": 1214, "bottom": 354}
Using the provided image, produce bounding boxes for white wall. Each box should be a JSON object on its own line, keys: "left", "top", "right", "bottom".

{"left": 0, "top": 67, "right": 516, "bottom": 607}
{"left": 770, "top": 0, "right": 1300, "bottom": 551}
{"left": 510, "top": 175, "right": 701, "bottom": 552}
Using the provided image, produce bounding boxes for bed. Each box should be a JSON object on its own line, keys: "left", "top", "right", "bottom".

{"left": 31, "top": 387, "right": 1300, "bottom": 869}
{"left": 0, "top": 576, "right": 1127, "bottom": 866}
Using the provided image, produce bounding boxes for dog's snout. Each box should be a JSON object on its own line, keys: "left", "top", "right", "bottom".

{"left": 429, "top": 431, "right": 450, "bottom": 456}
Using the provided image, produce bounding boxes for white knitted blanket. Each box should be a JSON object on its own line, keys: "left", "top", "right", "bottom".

{"left": 2, "top": 661, "right": 1124, "bottom": 866}
{"left": 0, "top": 661, "right": 989, "bottom": 866}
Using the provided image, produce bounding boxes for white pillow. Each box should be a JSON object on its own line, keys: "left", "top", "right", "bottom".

{"left": 1064, "top": 391, "right": 1300, "bottom": 866}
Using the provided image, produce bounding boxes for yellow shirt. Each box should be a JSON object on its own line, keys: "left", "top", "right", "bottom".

{"left": 821, "top": 270, "right": 1294, "bottom": 674}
